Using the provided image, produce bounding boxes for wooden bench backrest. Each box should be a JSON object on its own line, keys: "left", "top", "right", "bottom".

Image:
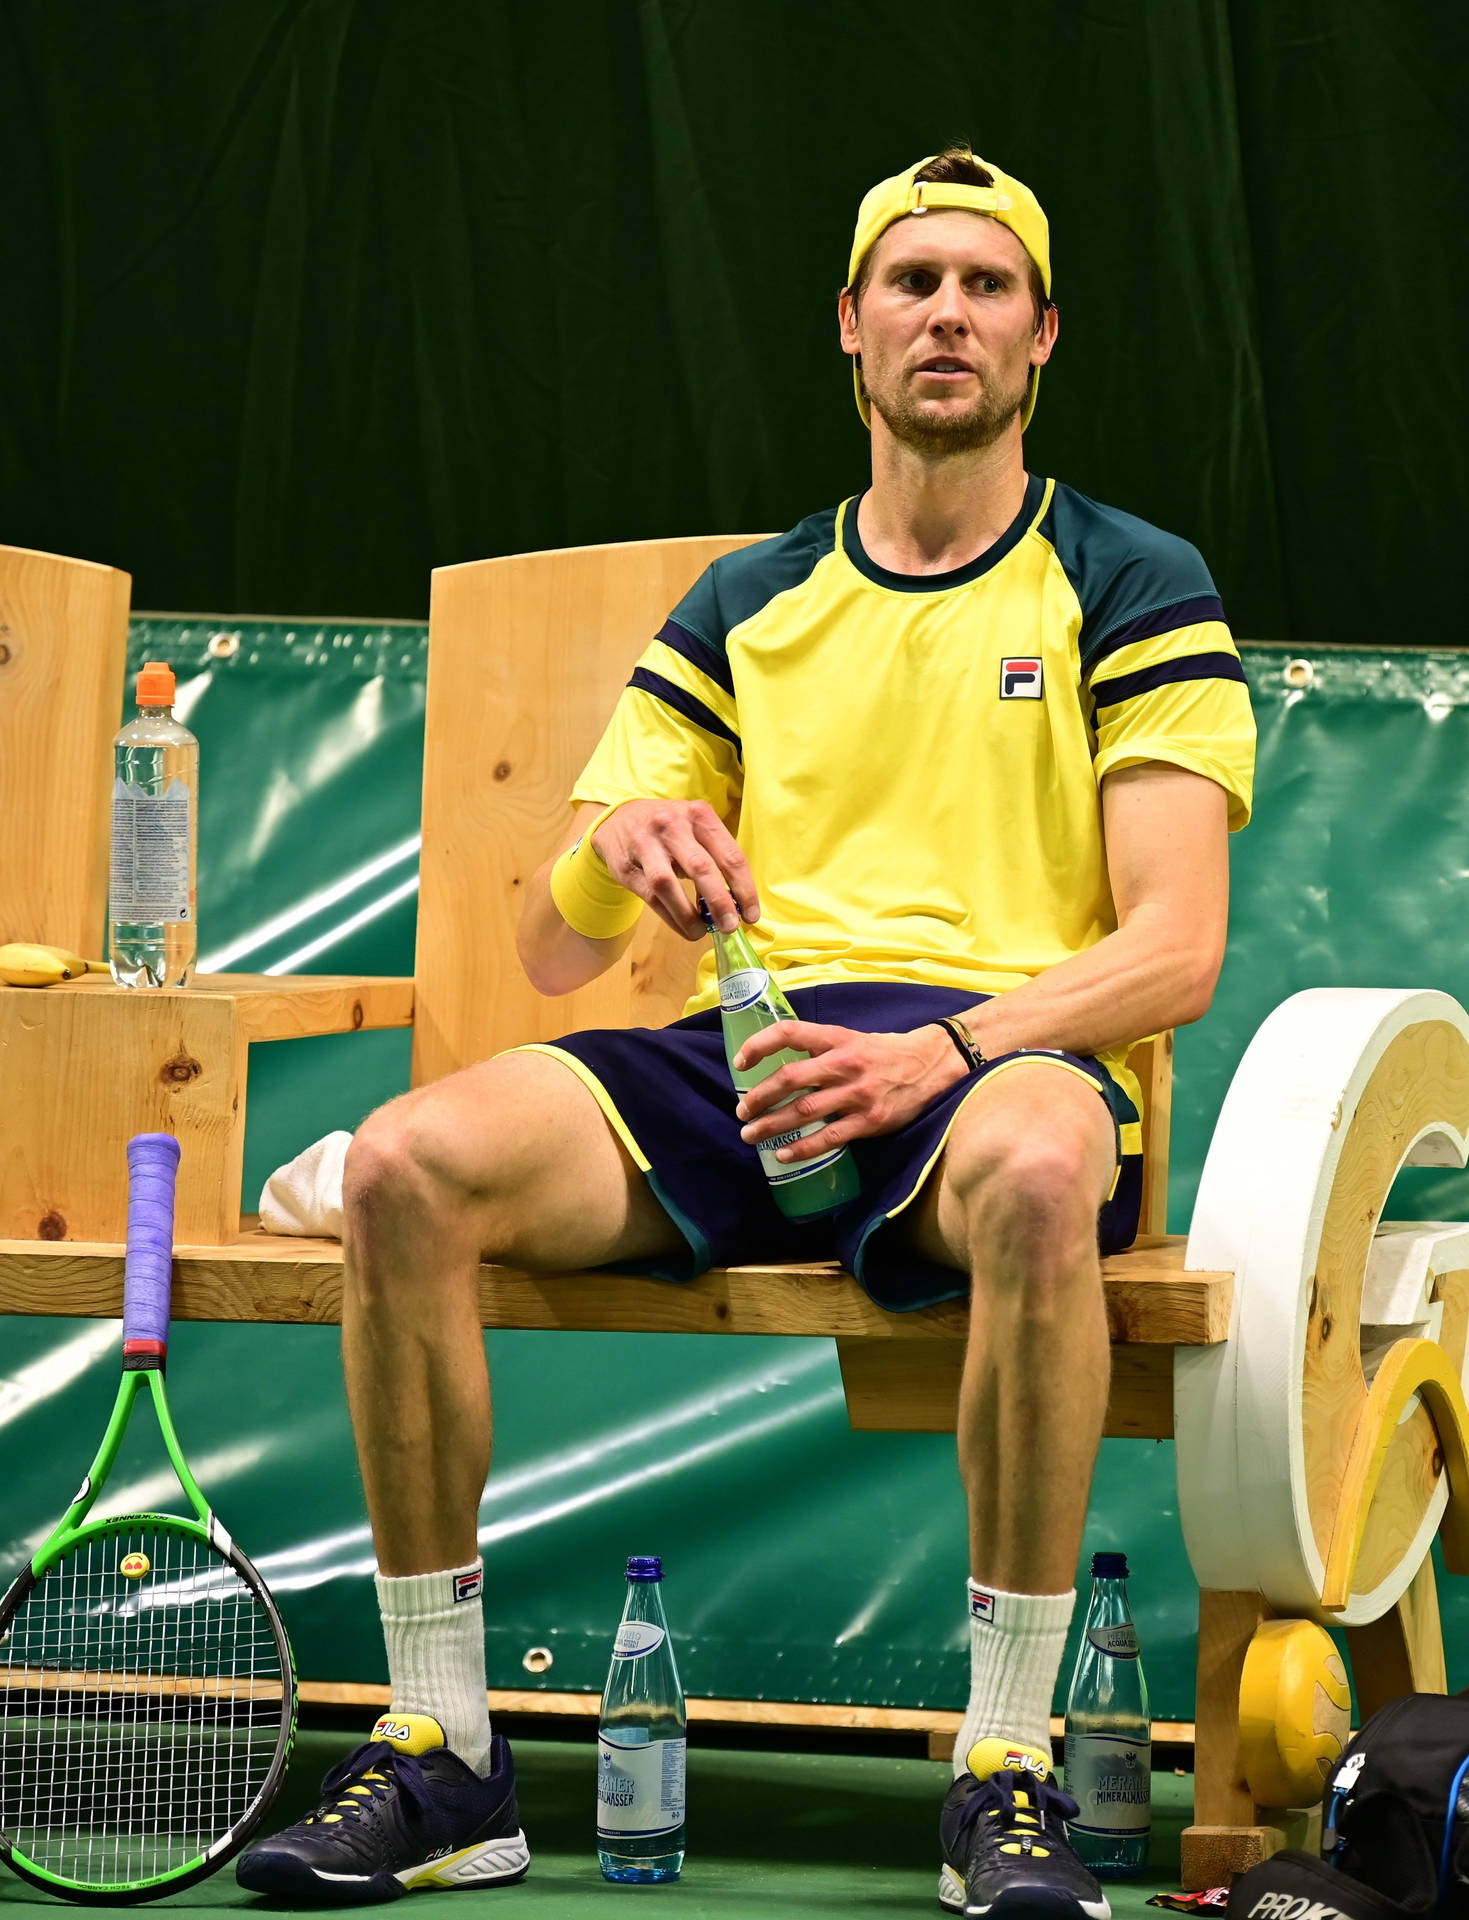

{"left": 416, "top": 536, "right": 1172, "bottom": 1235}
{"left": 0, "top": 545, "right": 131, "bottom": 956}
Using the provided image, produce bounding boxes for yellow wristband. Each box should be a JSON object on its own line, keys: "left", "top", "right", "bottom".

{"left": 549, "top": 804, "right": 644, "bottom": 940}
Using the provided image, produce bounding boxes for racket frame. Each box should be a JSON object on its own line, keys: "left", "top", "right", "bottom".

{"left": 0, "top": 1303, "right": 299, "bottom": 1902}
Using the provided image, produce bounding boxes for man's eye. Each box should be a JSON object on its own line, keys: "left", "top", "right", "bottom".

{"left": 978, "top": 275, "right": 1002, "bottom": 294}
{"left": 898, "top": 272, "right": 931, "bottom": 292}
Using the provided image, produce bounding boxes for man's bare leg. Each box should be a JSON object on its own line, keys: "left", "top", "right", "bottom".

{"left": 894, "top": 1063, "right": 1116, "bottom": 1772}
{"left": 342, "top": 1048, "right": 684, "bottom": 1575}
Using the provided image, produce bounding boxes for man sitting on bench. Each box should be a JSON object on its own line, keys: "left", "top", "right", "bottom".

{"left": 238, "top": 148, "right": 1255, "bottom": 1915}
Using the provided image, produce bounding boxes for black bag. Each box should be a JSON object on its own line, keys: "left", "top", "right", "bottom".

{"left": 1227, "top": 1694, "right": 1469, "bottom": 1920}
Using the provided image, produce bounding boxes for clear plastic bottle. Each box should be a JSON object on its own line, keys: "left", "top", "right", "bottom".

{"left": 1063, "top": 1551, "right": 1151, "bottom": 1876}
{"left": 109, "top": 661, "right": 198, "bottom": 987}
{"left": 700, "top": 898, "right": 860, "bottom": 1219}
{"left": 597, "top": 1556, "right": 686, "bottom": 1882}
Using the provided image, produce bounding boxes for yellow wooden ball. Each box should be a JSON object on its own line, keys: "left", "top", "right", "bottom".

{"left": 1239, "top": 1618, "right": 1352, "bottom": 1809}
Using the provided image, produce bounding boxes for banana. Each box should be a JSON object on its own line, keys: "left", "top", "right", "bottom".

{"left": 0, "top": 943, "right": 109, "bottom": 987}
{"left": 36, "top": 945, "right": 107, "bottom": 978}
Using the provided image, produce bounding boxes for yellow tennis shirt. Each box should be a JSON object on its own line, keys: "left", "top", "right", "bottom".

{"left": 570, "top": 475, "right": 1256, "bottom": 1113}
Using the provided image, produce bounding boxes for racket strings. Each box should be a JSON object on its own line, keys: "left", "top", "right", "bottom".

{"left": 0, "top": 1524, "right": 285, "bottom": 1886}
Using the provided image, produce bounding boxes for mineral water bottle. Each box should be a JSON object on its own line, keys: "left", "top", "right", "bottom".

{"left": 597, "top": 1556, "right": 686, "bottom": 1882}
{"left": 700, "top": 899, "right": 860, "bottom": 1220}
{"left": 1064, "top": 1552, "right": 1151, "bottom": 1876}
{"left": 109, "top": 661, "right": 198, "bottom": 987}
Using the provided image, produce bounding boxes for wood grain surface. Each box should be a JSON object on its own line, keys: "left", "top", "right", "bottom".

{"left": 0, "top": 543, "right": 131, "bottom": 957}
{"left": 0, "top": 1224, "right": 1230, "bottom": 1347}
{"left": 1304, "top": 1019, "right": 1469, "bottom": 1567}
{"left": 414, "top": 536, "right": 765, "bottom": 1088}
{"left": 0, "top": 976, "right": 413, "bottom": 1245}
{"left": 27, "top": 970, "right": 415, "bottom": 1038}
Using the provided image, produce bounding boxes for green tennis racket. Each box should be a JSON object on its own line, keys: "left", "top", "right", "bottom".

{"left": 0, "top": 1133, "right": 297, "bottom": 1902}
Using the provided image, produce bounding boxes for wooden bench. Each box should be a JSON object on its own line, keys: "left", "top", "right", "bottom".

{"left": 0, "top": 535, "right": 1208, "bottom": 1435}
{"left": 7, "top": 536, "right": 1465, "bottom": 1888}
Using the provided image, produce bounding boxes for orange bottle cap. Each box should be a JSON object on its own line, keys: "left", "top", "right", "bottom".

{"left": 136, "top": 660, "right": 176, "bottom": 706}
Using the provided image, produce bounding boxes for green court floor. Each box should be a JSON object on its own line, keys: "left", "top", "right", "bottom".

{"left": 0, "top": 1734, "right": 1195, "bottom": 1916}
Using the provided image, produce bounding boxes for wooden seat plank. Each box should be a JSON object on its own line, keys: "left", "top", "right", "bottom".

{"left": 0, "top": 1225, "right": 1229, "bottom": 1343}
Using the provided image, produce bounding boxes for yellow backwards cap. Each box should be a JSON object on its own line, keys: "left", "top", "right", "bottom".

{"left": 847, "top": 154, "right": 1052, "bottom": 432}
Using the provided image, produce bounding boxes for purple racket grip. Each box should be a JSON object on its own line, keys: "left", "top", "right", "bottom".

{"left": 123, "top": 1133, "right": 181, "bottom": 1359}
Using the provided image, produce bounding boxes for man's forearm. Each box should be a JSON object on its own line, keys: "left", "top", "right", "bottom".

{"left": 957, "top": 905, "right": 1221, "bottom": 1064}
{"left": 516, "top": 824, "right": 638, "bottom": 997}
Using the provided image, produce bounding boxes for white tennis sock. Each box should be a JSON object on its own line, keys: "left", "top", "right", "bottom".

{"left": 376, "top": 1561, "right": 492, "bottom": 1776}
{"left": 953, "top": 1579, "right": 1075, "bottom": 1777}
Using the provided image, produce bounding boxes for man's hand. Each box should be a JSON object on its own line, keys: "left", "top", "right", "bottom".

{"left": 592, "top": 799, "right": 758, "bottom": 940}
{"left": 734, "top": 1021, "right": 967, "bottom": 1162}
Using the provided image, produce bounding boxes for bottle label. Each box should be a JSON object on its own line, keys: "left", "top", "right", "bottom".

{"left": 596, "top": 1735, "right": 686, "bottom": 1837}
{"left": 751, "top": 1090, "right": 842, "bottom": 1184}
{"left": 110, "top": 778, "right": 191, "bottom": 921}
{"left": 612, "top": 1621, "right": 666, "bottom": 1659}
{"left": 719, "top": 967, "right": 770, "bottom": 1012}
{"left": 1086, "top": 1624, "right": 1140, "bottom": 1658}
{"left": 1064, "top": 1732, "right": 1151, "bottom": 1835}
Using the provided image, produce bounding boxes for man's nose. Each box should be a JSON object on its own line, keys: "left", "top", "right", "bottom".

{"left": 927, "top": 275, "right": 969, "bottom": 334}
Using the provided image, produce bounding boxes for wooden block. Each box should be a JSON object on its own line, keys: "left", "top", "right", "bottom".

{"left": 1180, "top": 1825, "right": 1285, "bottom": 1890}
{"left": 0, "top": 1224, "right": 1231, "bottom": 1349}
{"left": 0, "top": 544, "right": 131, "bottom": 957}
{"left": 0, "top": 975, "right": 413, "bottom": 1248}
{"left": 835, "top": 1336, "right": 1174, "bottom": 1437}
{"left": 1193, "top": 1590, "right": 1270, "bottom": 1829}
{"left": 1345, "top": 1550, "right": 1447, "bottom": 1718}
{"left": 0, "top": 984, "right": 246, "bottom": 1243}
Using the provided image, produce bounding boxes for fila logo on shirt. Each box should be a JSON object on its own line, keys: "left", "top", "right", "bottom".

{"left": 453, "top": 1569, "right": 484, "bottom": 1603}
{"left": 1000, "top": 658, "right": 1043, "bottom": 699}
{"left": 970, "top": 1587, "right": 996, "bottom": 1622}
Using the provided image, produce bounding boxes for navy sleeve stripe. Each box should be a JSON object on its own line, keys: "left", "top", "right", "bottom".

{"left": 1084, "top": 594, "right": 1228, "bottom": 672}
{"left": 628, "top": 667, "right": 742, "bottom": 758}
{"left": 1091, "top": 651, "right": 1247, "bottom": 711}
{"left": 656, "top": 617, "right": 734, "bottom": 695}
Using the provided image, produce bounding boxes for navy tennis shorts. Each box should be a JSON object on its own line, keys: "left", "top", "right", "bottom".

{"left": 520, "top": 982, "right": 1142, "bottom": 1313}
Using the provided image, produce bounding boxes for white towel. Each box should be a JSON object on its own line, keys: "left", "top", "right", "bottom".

{"left": 259, "top": 1130, "right": 352, "bottom": 1239}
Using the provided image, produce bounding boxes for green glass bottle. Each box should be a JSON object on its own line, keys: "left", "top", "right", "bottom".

{"left": 700, "top": 901, "right": 861, "bottom": 1220}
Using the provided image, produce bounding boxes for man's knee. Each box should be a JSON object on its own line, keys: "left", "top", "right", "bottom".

{"left": 947, "top": 1125, "right": 1107, "bottom": 1278}
{"left": 344, "top": 1088, "right": 494, "bottom": 1242}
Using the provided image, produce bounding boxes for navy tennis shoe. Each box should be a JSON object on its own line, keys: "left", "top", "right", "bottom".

{"left": 939, "top": 1738, "right": 1110, "bottom": 1918}
{"left": 236, "top": 1714, "right": 529, "bottom": 1903}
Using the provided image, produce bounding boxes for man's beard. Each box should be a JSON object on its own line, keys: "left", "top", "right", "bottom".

{"left": 866, "top": 362, "right": 1031, "bottom": 456}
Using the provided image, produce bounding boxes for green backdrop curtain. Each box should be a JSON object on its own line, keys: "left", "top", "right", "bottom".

{"left": 1, "top": 0, "right": 1464, "bottom": 636}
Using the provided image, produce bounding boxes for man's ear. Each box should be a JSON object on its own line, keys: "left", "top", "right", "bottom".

{"left": 1031, "top": 301, "right": 1059, "bottom": 368}
{"left": 838, "top": 285, "right": 862, "bottom": 358}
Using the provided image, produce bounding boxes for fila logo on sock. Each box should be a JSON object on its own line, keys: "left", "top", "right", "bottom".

{"left": 969, "top": 1587, "right": 996, "bottom": 1622}
{"left": 1000, "top": 658, "right": 1043, "bottom": 699}
{"left": 453, "top": 1569, "right": 483, "bottom": 1603}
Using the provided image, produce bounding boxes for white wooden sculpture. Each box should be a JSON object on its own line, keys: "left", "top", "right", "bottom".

{"left": 1174, "top": 988, "right": 1469, "bottom": 1883}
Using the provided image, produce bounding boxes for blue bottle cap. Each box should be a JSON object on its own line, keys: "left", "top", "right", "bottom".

{"left": 626, "top": 1556, "right": 663, "bottom": 1581}
{"left": 1091, "top": 1551, "right": 1129, "bottom": 1579}
{"left": 696, "top": 897, "right": 714, "bottom": 929}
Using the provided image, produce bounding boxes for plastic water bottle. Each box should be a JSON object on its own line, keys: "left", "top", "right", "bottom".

{"left": 700, "top": 898, "right": 860, "bottom": 1219}
{"left": 1063, "top": 1551, "right": 1151, "bottom": 1876}
{"left": 597, "top": 1556, "right": 686, "bottom": 1882}
{"left": 109, "top": 661, "right": 198, "bottom": 987}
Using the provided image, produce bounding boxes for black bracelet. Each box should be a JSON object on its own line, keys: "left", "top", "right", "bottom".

{"left": 937, "top": 1015, "right": 985, "bottom": 1073}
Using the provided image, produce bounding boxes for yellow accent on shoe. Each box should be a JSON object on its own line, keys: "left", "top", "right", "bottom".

{"left": 369, "top": 1712, "right": 448, "bottom": 1757}
{"left": 965, "top": 1737, "right": 1051, "bottom": 1782}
